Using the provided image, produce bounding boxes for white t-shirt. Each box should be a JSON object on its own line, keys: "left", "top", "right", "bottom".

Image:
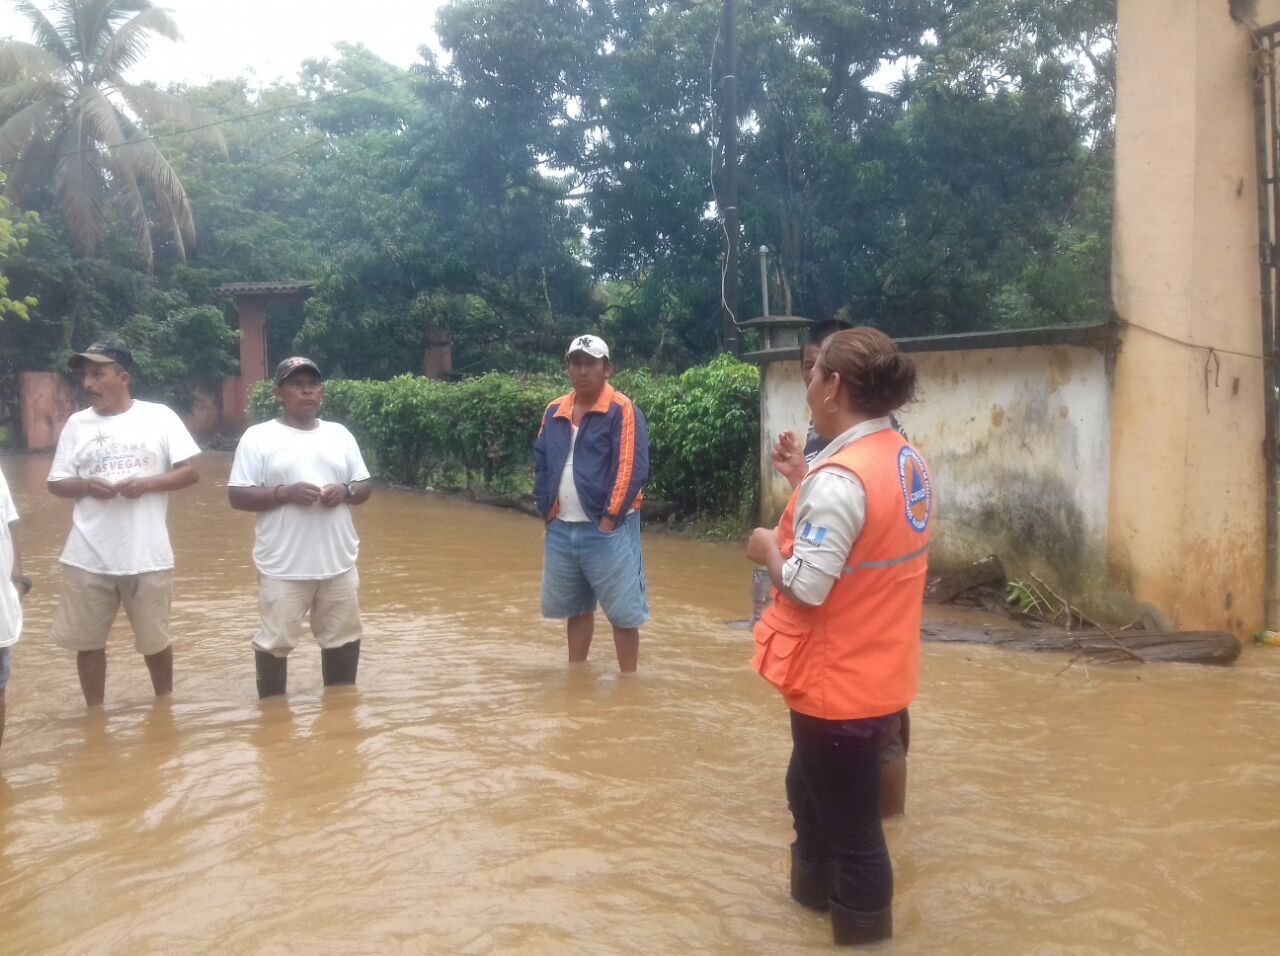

{"left": 0, "top": 467, "right": 22, "bottom": 648}
{"left": 48, "top": 400, "right": 202, "bottom": 575}
{"left": 556, "top": 425, "right": 589, "bottom": 522}
{"left": 228, "top": 419, "right": 371, "bottom": 580}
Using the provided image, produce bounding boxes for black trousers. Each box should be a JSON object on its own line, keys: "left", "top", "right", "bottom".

{"left": 786, "top": 709, "right": 894, "bottom": 912}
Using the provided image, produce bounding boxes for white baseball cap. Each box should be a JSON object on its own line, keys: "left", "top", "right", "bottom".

{"left": 566, "top": 334, "right": 610, "bottom": 360}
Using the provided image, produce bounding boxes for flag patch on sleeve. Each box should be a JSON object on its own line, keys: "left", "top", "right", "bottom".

{"left": 798, "top": 521, "right": 827, "bottom": 546}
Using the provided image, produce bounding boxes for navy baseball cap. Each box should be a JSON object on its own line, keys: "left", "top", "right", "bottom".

{"left": 273, "top": 356, "right": 323, "bottom": 385}
{"left": 70, "top": 341, "right": 132, "bottom": 371}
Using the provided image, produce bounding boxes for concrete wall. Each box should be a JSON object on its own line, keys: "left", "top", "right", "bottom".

{"left": 900, "top": 346, "right": 1112, "bottom": 593}
{"left": 758, "top": 343, "right": 1113, "bottom": 600}
{"left": 1110, "top": 0, "right": 1272, "bottom": 633}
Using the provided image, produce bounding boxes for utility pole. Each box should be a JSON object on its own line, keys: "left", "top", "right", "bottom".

{"left": 720, "top": 0, "right": 740, "bottom": 353}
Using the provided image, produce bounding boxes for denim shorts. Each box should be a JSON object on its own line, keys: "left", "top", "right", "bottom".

{"left": 541, "top": 512, "right": 649, "bottom": 628}
{"left": 0, "top": 646, "right": 11, "bottom": 691}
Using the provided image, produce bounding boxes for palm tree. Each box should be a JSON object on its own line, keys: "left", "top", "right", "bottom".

{"left": 0, "top": 0, "right": 225, "bottom": 270}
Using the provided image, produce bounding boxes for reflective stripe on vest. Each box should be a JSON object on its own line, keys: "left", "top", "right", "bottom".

{"left": 843, "top": 541, "right": 930, "bottom": 574}
{"left": 753, "top": 427, "right": 932, "bottom": 721}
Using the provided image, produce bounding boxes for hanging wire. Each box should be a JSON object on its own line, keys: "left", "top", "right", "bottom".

{"left": 705, "top": 11, "right": 741, "bottom": 328}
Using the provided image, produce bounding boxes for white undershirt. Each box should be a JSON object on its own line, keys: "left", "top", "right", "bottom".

{"left": 556, "top": 425, "right": 589, "bottom": 522}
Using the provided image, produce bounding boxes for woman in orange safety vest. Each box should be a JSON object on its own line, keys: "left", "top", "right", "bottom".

{"left": 746, "top": 327, "right": 932, "bottom": 946}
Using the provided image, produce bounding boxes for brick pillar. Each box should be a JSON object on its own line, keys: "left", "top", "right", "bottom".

{"left": 423, "top": 329, "right": 453, "bottom": 380}
{"left": 232, "top": 296, "right": 270, "bottom": 425}
{"left": 238, "top": 297, "right": 269, "bottom": 385}
{"left": 19, "top": 371, "right": 75, "bottom": 450}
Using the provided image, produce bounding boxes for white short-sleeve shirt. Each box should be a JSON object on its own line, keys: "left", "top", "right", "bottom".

{"left": 228, "top": 419, "right": 371, "bottom": 580}
{"left": 48, "top": 400, "right": 202, "bottom": 575}
{"left": 0, "top": 466, "right": 22, "bottom": 648}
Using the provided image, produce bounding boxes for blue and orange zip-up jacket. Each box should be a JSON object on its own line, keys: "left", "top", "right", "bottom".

{"left": 533, "top": 383, "right": 649, "bottom": 525}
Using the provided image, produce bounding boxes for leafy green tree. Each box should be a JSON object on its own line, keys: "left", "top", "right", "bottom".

{"left": 166, "top": 77, "right": 322, "bottom": 290}
{"left": 0, "top": 181, "right": 37, "bottom": 322}
{"left": 435, "top": 0, "right": 1115, "bottom": 348}
{"left": 292, "top": 47, "right": 599, "bottom": 378}
{"left": 0, "top": 0, "right": 226, "bottom": 270}
{"left": 0, "top": 0, "right": 1121, "bottom": 403}
{"left": 54, "top": 304, "right": 240, "bottom": 411}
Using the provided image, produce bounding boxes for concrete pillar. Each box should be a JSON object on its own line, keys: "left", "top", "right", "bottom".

{"left": 743, "top": 316, "right": 812, "bottom": 525}
{"left": 1110, "top": 1, "right": 1276, "bottom": 633}
{"left": 759, "top": 359, "right": 806, "bottom": 524}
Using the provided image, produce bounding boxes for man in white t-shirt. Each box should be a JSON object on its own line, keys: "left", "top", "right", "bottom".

{"left": 47, "top": 341, "right": 202, "bottom": 708}
{"left": 0, "top": 464, "right": 30, "bottom": 754}
{"left": 228, "top": 357, "right": 372, "bottom": 698}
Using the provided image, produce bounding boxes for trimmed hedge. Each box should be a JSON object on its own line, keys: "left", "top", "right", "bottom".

{"left": 248, "top": 354, "right": 760, "bottom": 517}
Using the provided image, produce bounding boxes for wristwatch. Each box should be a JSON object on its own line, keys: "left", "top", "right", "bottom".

{"left": 11, "top": 575, "right": 31, "bottom": 596}
{"left": 344, "top": 482, "right": 354, "bottom": 499}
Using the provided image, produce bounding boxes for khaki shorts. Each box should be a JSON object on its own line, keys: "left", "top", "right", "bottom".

{"left": 51, "top": 565, "right": 173, "bottom": 655}
{"left": 254, "top": 568, "right": 362, "bottom": 657}
{"left": 880, "top": 708, "right": 909, "bottom": 763}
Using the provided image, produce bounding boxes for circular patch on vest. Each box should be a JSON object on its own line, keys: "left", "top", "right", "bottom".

{"left": 897, "top": 446, "right": 932, "bottom": 533}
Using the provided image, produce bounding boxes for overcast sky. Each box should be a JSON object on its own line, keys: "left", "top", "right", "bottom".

{"left": 0, "top": 1, "right": 449, "bottom": 86}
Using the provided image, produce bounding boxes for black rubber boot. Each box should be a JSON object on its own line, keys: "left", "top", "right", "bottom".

{"left": 790, "top": 845, "right": 836, "bottom": 910}
{"left": 255, "top": 649, "right": 288, "bottom": 699}
{"left": 321, "top": 639, "right": 360, "bottom": 686}
{"left": 829, "top": 896, "right": 892, "bottom": 946}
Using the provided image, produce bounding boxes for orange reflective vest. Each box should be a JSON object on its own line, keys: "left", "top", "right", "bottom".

{"left": 752, "top": 428, "right": 933, "bottom": 720}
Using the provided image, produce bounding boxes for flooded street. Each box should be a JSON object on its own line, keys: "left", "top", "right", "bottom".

{"left": 0, "top": 452, "right": 1277, "bottom": 954}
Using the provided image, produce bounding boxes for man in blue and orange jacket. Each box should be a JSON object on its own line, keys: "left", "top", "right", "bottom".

{"left": 534, "top": 335, "right": 650, "bottom": 672}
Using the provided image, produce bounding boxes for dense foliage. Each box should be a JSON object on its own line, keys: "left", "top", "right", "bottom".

{"left": 0, "top": 0, "right": 226, "bottom": 270}
{"left": 0, "top": 1, "right": 1116, "bottom": 436}
{"left": 0, "top": 186, "right": 36, "bottom": 322}
{"left": 247, "top": 355, "right": 761, "bottom": 519}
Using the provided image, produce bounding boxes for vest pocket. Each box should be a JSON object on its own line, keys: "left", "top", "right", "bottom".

{"left": 752, "top": 612, "right": 810, "bottom": 695}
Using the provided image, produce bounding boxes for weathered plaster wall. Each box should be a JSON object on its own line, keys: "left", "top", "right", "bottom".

{"left": 758, "top": 343, "right": 1113, "bottom": 598}
{"left": 899, "top": 346, "right": 1111, "bottom": 592}
{"left": 1110, "top": 0, "right": 1269, "bottom": 633}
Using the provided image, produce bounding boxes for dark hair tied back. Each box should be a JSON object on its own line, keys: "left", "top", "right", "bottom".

{"left": 819, "top": 327, "right": 917, "bottom": 417}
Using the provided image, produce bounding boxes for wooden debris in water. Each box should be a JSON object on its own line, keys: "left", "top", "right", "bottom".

{"left": 921, "top": 621, "right": 1242, "bottom": 666}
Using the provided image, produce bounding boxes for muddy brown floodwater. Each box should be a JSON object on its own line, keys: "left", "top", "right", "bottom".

{"left": 0, "top": 452, "right": 1277, "bottom": 954}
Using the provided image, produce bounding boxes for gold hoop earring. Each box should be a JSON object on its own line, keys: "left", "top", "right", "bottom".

{"left": 823, "top": 396, "right": 839, "bottom": 413}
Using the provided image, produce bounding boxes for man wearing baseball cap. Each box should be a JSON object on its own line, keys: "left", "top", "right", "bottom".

{"left": 228, "top": 357, "right": 372, "bottom": 698}
{"left": 534, "top": 335, "right": 650, "bottom": 672}
{"left": 47, "top": 341, "right": 202, "bottom": 707}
